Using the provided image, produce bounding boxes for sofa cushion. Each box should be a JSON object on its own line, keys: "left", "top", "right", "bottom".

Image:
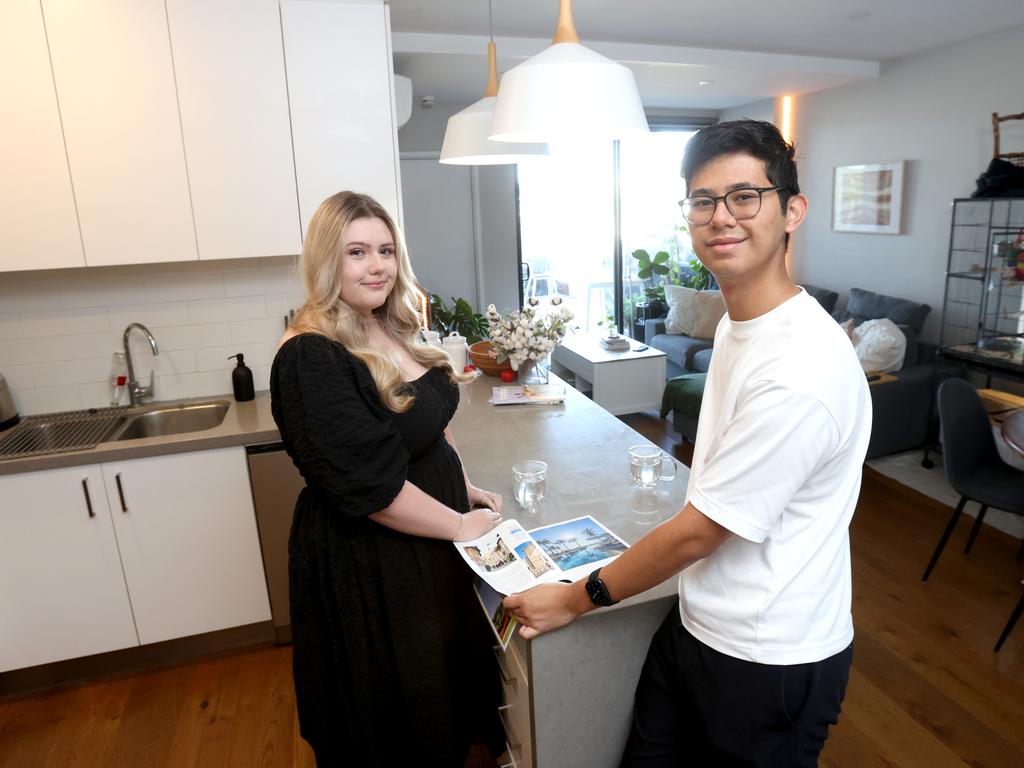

{"left": 801, "top": 284, "right": 839, "bottom": 313}
{"left": 649, "top": 332, "right": 714, "bottom": 371}
{"left": 692, "top": 290, "right": 727, "bottom": 339}
{"left": 836, "top": 287, "right": 931, "bottom": 334}
{"left": 664, "top": 285, "right": 697, "bottom": 335}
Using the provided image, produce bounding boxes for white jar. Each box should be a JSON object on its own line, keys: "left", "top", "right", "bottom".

{"left": 442, "top": 332, "right": 467, "bottom": 371}
{"left": 423, "top": 330, "right": 442, "bottom": 348}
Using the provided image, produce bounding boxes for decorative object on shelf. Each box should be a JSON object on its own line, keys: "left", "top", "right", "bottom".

{"left": 428, "top": 294, "right": 489, "bottom": 344}
{"left": 468, "top": 340, "right": 513, "bottom": 377}
{"left": 832, "top": 161, "right": 905, "bottom": 235}
{"left": 439, "top": 0, "right": 548, "bottom": 165}
{"left": 489, "top": 0, "right": 648, "bottom": 144}
{"left": 484, "top": 299, "right": 573, "bottom": 383}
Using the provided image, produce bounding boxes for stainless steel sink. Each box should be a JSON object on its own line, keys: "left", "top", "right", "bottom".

{"left": 111, "top": 400, "right": 230, "bottom": 441}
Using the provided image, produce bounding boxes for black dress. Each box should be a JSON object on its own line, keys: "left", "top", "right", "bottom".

{"left": 270, "top": 334, "right": 504, "bottom": 767}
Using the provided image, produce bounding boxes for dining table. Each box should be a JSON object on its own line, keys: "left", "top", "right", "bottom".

{"left": 1001, "top": 409, "right": 1024, "bottom": 457}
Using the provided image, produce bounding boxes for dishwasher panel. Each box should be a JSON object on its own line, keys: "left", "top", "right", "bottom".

{"left": 246, "top": 443, "right": 305, "bottom": 644}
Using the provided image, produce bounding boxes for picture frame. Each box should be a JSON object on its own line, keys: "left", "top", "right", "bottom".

{"left": 832, "top": 161, "right": 905, "bottom": 235}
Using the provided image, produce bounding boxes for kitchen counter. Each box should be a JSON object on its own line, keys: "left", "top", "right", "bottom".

{"left": 449, "top": 374, "right": 690, "bottom": 768}
{"left": 0, "top": 391, "right": 280, "bottom": 476}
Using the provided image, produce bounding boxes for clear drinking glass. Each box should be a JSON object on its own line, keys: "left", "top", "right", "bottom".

{"left": 628, "top": 445, "right": 676, "bottom": 489}
{"left": 513, "top": 460, "right": 548, "bottom": 510}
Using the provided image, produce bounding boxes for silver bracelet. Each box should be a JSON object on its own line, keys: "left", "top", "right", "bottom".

{"left": 453, "top": 512, "right": 465, "bottom": 541}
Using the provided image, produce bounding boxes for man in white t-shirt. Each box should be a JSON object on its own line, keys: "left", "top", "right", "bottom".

{"left": 504, "top": 119, "right": 871, "bottom": 766}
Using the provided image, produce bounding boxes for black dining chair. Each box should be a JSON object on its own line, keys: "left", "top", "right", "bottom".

{"left": 921, "top": 378, "right": 1024, "bottom": 582}
{"left": 994, "top": 581, "right": 1024, "bottom": 652}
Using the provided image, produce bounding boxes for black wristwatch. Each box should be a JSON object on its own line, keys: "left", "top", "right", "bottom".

{"left": 585, "top": 568, "right": 619, "bottom": 607}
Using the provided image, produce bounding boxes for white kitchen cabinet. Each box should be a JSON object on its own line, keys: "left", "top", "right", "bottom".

{"left": 41, "top": 0, "right": 197, "bottom": 266}
{"left": 166, "top": 0, "right": 302, "bottom": 260}
{"left": 281, "top": 0, "right": 403, "bottom": 232}
{"left": 0, "top": 0, "right": 84, "bottom": 271}
{"left": 101, "top": 446, "right": 271, "bottom": 645}
{"left": 0, "top": 465, "right": 138, "bottom": 673}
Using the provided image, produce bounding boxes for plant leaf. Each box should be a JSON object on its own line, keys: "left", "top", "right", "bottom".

{"left": 631, "top": 249, "right": 649, "bottom": 262}
{"left": 652, "top": 264, "right": 670, "bottom": 276}
{"left": 637, "top": 266, "right": 652, "bottom": 280}
{"left": 652, "top": 251, "right": 670, "bottom": 264}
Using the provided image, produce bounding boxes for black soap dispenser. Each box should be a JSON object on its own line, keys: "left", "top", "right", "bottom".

{"left": 228, "top": 353, "right": 255, "bottom": 402}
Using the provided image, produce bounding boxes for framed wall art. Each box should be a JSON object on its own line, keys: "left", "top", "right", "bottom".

{"left": 832, "top": 161, "right": 905, "bottom": 235}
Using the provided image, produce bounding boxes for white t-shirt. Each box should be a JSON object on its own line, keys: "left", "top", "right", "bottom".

{"left": 679, "top": 288, "right": 871, "bottom": 665}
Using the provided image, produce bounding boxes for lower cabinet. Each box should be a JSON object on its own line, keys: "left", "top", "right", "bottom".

{"left": 102, "top": 447, "right": 271, "bottom": 645}
{"left": 0, "top": 464, "right": 138, "bottom": 672}
{"left": 0, "top": 446, "right": 271, "bottom": 672}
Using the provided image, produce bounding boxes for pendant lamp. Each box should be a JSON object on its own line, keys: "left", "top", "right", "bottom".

{"left": 490, "top": 0, "right": 648, "bottom": 143}
{"left": 439, "top": 2, "right": 549, "bottom": 165}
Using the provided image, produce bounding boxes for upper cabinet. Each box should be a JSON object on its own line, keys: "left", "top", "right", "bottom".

{"left": 0, "top": 0, "right": 399, "bottom": 271}
{"left": 282, "top": 0, "right": 403, "bottom": 232}
{"left": 42, "top": 0, "right": 198, "bottom": 266}
{"left": 0, "top": 0, "right": 84, "bottom": 271}
{"left": 167, "top": 0, "right": 302, "bottom": 260}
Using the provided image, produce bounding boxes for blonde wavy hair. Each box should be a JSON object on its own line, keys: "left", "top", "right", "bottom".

{"left": 290, "top": 191, "right": 471, "bottom": 412}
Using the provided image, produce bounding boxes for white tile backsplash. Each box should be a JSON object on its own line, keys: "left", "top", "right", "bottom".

{"left": 0, "top": 256, "right": 301, "bottom": 415}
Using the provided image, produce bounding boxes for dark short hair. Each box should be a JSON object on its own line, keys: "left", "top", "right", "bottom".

{"left": 681, "top": 120, "right": 799, "bottom": 211}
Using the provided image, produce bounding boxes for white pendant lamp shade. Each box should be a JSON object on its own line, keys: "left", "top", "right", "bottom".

{"left": 438, "top": 13, "right": 549, "bottom": 166}
{"left": 440, "top": 96, "right": 549, "bottom": 165}
{"left": 489, "top": 1, "right": 648, "bottom": 143}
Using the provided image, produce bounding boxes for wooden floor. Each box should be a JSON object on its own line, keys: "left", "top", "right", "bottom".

{"left": 2, "top": 413, "right": 1022, "bottom": 767}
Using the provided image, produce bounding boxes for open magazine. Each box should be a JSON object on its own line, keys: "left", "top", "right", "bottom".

{"left": 456, "top": 514, "right": 629, "bottom": 648}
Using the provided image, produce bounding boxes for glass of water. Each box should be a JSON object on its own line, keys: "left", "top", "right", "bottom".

{"left": 628, "top": 445, "right": 677, "bottom": 489}
{"left": 513, "top": 460, "right": 548, "bottom": 511}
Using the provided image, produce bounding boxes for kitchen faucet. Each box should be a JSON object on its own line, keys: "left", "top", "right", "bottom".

{"left": 123, "top": 323, "right": 160, "bottom": 406}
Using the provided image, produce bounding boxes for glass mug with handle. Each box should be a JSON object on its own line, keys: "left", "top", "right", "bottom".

{"left": 512, "top": 459, "right": 547, "bottom": 511}
{"left": 628, "top": 445, "right": 676, "bottom": 489}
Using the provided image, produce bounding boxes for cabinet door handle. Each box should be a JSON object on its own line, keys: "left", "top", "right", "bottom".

{"left": 81, "top": 478, "right": 95, "bottom": 518}
{"left": 115, "top": 472, "right": 128, "bottom": 512}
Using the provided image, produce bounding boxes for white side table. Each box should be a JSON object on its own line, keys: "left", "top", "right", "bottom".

{"left": 551, "top": 335, "right": 666, "bottom": 415}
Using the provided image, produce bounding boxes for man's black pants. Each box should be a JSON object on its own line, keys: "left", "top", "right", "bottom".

{"left": 621, "top": 608, "right": 853, "bottom": 767}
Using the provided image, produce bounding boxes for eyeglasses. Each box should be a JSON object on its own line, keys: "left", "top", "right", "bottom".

{"left": 678, "top": 187, "right": 786, "bottom": 226}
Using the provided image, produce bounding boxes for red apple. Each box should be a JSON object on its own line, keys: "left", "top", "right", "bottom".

{"left": 500, "top": 369, "right": 516, "bottom": 383}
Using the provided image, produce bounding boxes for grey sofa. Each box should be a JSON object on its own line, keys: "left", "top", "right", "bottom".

{"left": 657, "top": 285, "right": 950, "bottom": 460}
{"left": 644, "top": 284, "right": 839, "bottom": 378}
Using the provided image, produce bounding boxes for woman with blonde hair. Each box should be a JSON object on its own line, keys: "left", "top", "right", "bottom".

{"left": 271, "top": 191, "right": 506, "bottom": 766}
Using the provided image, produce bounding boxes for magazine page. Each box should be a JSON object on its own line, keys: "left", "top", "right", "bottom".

{"left": 525, "top": 514, "right": 630, "bottom": 583}
{"left": 473, "top": 579, "right": 518, "bottom": 650}
{"left": 489, "top": 384, "right": 566, "bottom": 406}
{"left": 454, "top": 519, "right": 561, "bottom": 596}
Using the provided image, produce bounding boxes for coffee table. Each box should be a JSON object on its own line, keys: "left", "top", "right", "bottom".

{"left": 551, "top": 334, "right": 666, "bottom": 415}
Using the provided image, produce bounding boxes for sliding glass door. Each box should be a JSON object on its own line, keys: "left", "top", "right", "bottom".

{"left": 517, "top": 129, "right": 698, "bottom": 337}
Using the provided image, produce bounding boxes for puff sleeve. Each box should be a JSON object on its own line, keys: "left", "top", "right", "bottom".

{"left": 270, "top": 334, "right": 409, "bottom": 517}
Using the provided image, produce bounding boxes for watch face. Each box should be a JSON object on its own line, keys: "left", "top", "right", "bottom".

{"left": 586, "top": 577, "right": 613, "bottom": 606}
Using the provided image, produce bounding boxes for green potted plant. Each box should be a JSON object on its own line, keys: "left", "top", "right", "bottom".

{"left": 428, "top": 295, "right": 489, "bottom": 344}
{"left": 631, "top": 248, "right": 670, "bottom": 318}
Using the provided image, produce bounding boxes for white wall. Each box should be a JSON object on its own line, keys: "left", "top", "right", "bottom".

{"left": 0, "top": 257, "right": 302, "bottom": 415}
{"left": 789, "top": 24, "right": 1024, "bottom": 342}
{"left": 719, "top": 98, "right": 775, "bottom": 125}
{"left": 397, "top": 99, "right": 522, "bottom": 313}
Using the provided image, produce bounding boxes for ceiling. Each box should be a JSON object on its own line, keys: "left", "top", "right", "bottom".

{"left": 389, "top": 0, "right": 1024, "bottom": 110}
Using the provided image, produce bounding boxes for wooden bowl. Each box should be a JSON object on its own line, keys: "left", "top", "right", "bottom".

{"left": 468, "top": 341, "right": 513, "bottom": 377}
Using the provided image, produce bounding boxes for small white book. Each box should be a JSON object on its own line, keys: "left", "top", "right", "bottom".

{"left": 490, "top": 384, "right": 566, "bottom": 406}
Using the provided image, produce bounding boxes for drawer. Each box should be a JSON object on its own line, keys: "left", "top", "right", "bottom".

{"left": 493, "top": 644, "right": 532, "bottom": 768}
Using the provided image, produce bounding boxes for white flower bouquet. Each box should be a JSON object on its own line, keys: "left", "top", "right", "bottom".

{"left": 485, "top": 298, "right": 574, "bottom": 371}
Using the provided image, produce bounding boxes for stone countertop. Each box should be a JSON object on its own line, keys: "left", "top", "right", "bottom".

{"left": 0, "top": 391, "right": 280, "bottom": 476}
{"left": 450, "top": 373, "right": 690, "bottom": 608}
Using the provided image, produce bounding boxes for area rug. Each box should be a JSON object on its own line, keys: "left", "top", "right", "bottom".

{"left": 868, "top": 442, "right": 1024, "bottom": 538}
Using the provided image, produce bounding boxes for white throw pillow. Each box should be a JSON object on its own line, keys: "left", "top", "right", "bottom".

{"left": 691, "top": 290, "right": 727, "bottom": 340}
{"left": 664, "top": 285, "right": 697, "bottom": 335}
{"left": 851, "top": 318, "right": 907, "bottom": 373}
